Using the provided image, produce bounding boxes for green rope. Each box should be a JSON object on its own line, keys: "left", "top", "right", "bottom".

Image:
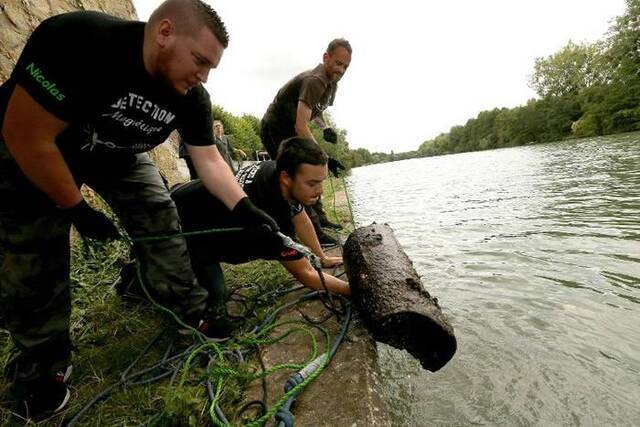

{"left": 328, "top": 174, "right": 356, "bottom": 231}
{"left": 341, "top": 176, "right": 357, "bottom": 231}
{"left": 125, "top": 226, "right": 245, "bottom": 244}
{"left": 243, "top": 328, "right": 331, "bottom": 427}
{"left": 202, "top": 320, "right": 329, "bottom": 426}
{"left": 79, "top": 192, "right": 346, "bottom": 425}
{"left": 328, "top": 175, "right": 339, "bottom": 225}
{"left": 131, "top": 250, "right": 335, "bottom": 426}
{"left": 87, "top": 200, "right": 341, "bottom": 426}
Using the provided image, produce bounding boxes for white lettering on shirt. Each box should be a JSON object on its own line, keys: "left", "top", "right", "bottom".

{"left": 109, "top": 92, "right": 176, "bottom": 125}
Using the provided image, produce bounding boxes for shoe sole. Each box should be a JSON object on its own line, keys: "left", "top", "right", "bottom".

{"left": 53, "top": 388, "right": 71, "bottom": 413}
{"left": 23, "top": 373, "right": 72, "bottom": 420}
{"left": 53, "top": 365, "right": 73, "bottom": 413}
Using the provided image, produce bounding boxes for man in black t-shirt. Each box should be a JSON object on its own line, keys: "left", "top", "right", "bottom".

{"left": 260, "top": 39, "right": 352, "bottom": 244}
{"left": 0, "top": 0, "right": 277, "bottom": 418}
{"left": 167, "top": 137, "right": 349, "bottom": 313}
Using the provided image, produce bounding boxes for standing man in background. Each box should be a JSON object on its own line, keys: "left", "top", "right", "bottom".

{"left": 260, "top": 38, "right": 352, "bottom": 244}
{"left": 179, "top": 119, "right": 244, "bottom": 178}
{"left": 0, "top": 0, "right": 277, "bottom": 419}
{"left": 213, "top": 119, "right": 245, "bottom": 174}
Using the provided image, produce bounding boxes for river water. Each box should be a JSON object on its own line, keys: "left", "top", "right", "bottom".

{"left": 345, "top": 133, "right": 640, "bottom": 426}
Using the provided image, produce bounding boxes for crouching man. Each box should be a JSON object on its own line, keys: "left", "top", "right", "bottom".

{"left": 117, "top": 137, "right": 349, "bottom": 334}
{"left": 118, "top": 138, "right": 349, "bottom": 332}
{"left": 166, "top": 137, "right": 350, "bottom": 314}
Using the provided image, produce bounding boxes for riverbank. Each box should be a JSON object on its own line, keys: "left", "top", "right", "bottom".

{"left": 0, "top": 175, "right": 390, "bottom": 425}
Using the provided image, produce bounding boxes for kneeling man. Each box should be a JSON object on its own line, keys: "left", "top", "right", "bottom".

{"left": 169, "top": 137, "right": 350, "bottom": 315}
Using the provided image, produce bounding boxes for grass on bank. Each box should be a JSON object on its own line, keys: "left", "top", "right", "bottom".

{"left": 0, "top": 176, "right": 353, "bottom": 426}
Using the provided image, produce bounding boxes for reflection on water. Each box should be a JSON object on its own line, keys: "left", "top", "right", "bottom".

{"left": 347, "top": 133, "right": 640, "bottom": 426}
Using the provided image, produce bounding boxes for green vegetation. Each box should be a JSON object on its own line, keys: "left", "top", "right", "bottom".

{"left": 212, "top": 105, "right": 264, "bottom": 159}
{"left": 210, "top": 104, "right": 365, "bottom": 171}
{"left": 0, "top": 180, "right": 352, "bottom": 426}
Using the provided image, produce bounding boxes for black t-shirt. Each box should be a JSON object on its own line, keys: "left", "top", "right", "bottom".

{"left": 236, "top": 161, "right": 304, "bottom": 237}
{"left": 261, "top": 64, "right": 337, "bottom": 138}
{"left": 171, "top": 161, "right": 304, "bottom": 262}
{"left": 0, "top": 11, "right": 214, "bottom": 158}
{"left": 173, "top": 161, "right": 303, "bottom": 237}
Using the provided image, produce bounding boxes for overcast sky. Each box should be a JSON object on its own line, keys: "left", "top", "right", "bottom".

{"left": 133, "top": 0, "right": 627, "bottom": 153}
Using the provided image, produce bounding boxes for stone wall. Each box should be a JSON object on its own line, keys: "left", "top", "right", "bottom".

{"left": 0, "top": 0, "right": 186, "bottom": 186}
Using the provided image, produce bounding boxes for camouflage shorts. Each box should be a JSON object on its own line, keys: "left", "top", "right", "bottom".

{"left": 0, "top": 142, "right": 208, "bottom": 382}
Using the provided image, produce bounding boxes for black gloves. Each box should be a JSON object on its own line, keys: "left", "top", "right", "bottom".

{"left": 232, "top": 197, "right": 280, "bottom": 232}
{"left": 323, "top": 127, "right": 338, "bottom": 144}
{"left": 65, "top": 199, "right": 120, "bottom": 241}
{"left": 327, "top": 157, "right": 345, "bottom": 176}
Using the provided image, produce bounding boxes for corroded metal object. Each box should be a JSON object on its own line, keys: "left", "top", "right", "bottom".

{"left": 343, "top": 223, "right": 457, "bottom": 371}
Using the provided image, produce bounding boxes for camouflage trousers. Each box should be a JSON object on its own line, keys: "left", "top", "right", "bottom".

{"left": 0, "top": 142, "right": 208, "bottom": 383}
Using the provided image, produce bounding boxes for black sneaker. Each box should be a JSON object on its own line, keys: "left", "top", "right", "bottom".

{"left": 17, "top": 366, "right": 72, "bottom": 421}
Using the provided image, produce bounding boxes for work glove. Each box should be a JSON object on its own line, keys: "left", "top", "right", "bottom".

{"left": 65, "top": 199, "right": 120, "bottom": 241}
{"left": 323, "top": 127, "right": 338, "bottom": 144}
{"left": 327, "top": 157, "right": 345, "bottom": 176}
{"left": 232, "top": 197, "right": 280, "bottom": 233}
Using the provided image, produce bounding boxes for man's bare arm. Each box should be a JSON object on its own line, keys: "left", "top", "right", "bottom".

{"left": 293, "top": 210, "right": 324, "bottom": 256}
{"left": 281, "top": 257, "right": 350, "bottom": 295}
{"left": 294, "top": 101, "right": 318, "bottom": 143}
{"left": 292, "top": 211, "right": 342, "bottom": 267}
{"left": 2, "top": 84, "right": 80, "bottom": 207}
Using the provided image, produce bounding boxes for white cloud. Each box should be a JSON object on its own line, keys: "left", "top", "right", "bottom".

{"left": 133, "top": 0, "right": 626, "bottom": 152}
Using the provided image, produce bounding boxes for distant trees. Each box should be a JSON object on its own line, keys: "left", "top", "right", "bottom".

{"left": 606, "top": 0, "right": 640, "bottom": 85}
{"left": 571, "top": 0, "right": 640, "bottom": 136}
{"left": 211, "top": 105, "right": 263, "bottom": 158}
{"left": 211, "top": 107, "right": 357, "bottom": 169}
{"left": 528, "top": 41, "right": 610, "bottom": 98}
{"left": 350, "top": 148, "right": 375, "bottom": 167}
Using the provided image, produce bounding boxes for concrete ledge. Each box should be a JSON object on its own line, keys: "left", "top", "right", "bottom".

{"left": 244, "top": 258, "right": 391, "bottom": 426}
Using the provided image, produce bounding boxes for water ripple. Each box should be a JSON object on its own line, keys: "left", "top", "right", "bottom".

{"left": 348, "top": 133, "right": 640, "bottom": 426}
